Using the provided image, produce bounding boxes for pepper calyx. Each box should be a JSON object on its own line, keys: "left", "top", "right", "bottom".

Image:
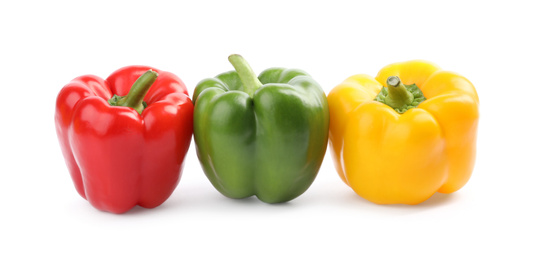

{"left": 374, "top": 76, "right": 426, "bottom": 113}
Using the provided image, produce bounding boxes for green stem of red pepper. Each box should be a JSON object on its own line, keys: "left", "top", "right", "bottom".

{"left": 108, "top": 70, "right": 158, "bottom": 114}
{"left": 228, "top": 54, "right": 263, "bottom": 98}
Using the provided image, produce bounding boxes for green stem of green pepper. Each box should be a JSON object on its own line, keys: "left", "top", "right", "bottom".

{"left": 108, "top": 70, "right": 158, "bottom": 114}
{"left": 384, "top": 76, "right": 414, "bottom": 110}
{"left": 228, "top": 54, "right": 263, "bottom": 98}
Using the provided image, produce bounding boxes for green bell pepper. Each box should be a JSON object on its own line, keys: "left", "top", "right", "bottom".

{"left": 193, "top": 54, "right": 329, "bottom": 203}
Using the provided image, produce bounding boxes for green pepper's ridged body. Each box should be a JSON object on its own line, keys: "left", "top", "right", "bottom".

{"left": 193, "top": 59, "right": 329, "bottom": 203}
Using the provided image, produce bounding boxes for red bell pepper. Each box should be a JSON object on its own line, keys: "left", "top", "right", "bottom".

{"left": 55, "top": 66, "right": 193, "bottom": 214}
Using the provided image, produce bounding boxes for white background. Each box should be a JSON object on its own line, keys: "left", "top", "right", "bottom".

{"left": 1, "top": 0, "right": 534, "bottom": 259}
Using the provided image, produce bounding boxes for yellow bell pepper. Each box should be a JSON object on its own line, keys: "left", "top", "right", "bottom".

{"left": 328, "top": 60, "right": 479, "bottom": 205}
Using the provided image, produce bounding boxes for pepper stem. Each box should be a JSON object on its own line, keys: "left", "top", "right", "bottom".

{"left": 108, "top": 70, "right": 158, "bottom": 114}
{"left": 228, "top": 54, "right": 262, "bottom": 98}
{"left": 384, "top": 76, "right": 414, "bottom": 109}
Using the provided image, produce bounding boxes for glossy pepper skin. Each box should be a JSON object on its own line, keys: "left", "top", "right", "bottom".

{"left": 328, "top": 60, "right": 479, "bottom": 205}
{"left": 55, "top": 66, "right": 193, "bottom": 213}
{"left": 193, "top": 55, "right": 329, "bottom": 203}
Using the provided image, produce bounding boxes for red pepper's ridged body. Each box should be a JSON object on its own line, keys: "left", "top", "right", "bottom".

{"left": 55, "top": 66, "right": 193, "bottom": 213}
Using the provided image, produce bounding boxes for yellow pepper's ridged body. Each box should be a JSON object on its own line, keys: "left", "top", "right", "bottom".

{"left": 328, "top": 61, "right": 479, "bottom": 205}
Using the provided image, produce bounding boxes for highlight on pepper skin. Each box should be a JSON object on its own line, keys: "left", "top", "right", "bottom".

{"left": 328, "top": 60, "right": 479, "bottom": 205}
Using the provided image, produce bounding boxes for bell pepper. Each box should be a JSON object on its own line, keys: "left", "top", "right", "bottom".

{"left": 328, "top": 60, "right": 479, "bottom": 205}
{"left": 55, "top": 66, "right": 193, "bottom": 213}
{"left": 193, "top": 55, "right": 329, "bottom": 203}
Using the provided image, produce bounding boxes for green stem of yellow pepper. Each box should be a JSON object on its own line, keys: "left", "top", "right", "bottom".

{"left": 228, "top": 54, "right": 263, "bottom": 98}
{"left": 385, "top": 76, "right": 414, "bottom": 110}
